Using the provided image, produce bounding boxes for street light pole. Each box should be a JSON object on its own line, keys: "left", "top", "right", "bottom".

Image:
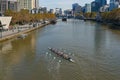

{"left": 0, "top": 21, "right": 2, "bottom": 38}
{"left": 0, "top": 29, "right": 2, "bottom": 38}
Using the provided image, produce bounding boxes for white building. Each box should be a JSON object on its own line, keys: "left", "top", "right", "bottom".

{"left": 17, "top": 0, "right": 39, "bottom": 11}
{"left": 100, "top": 5, "right": 109, "bottom": 12}
{"left": 0, "top": 17, "right": 12, "bottom": 29}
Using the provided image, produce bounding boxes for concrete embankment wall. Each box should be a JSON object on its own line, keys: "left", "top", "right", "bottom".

{"left": 0, "top": 23, "right": 49, "bottom": 42}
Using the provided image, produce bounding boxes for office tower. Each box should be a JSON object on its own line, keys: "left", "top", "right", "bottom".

{"left": 85, "top": 4, "right": 91, "bottom": 13}
{"left": 96, "top": 0, "right": 107, "bottom": 7}
{"left": 72, "top": 3, "right": 79, "bottom": 12}
{"left": 110, "top": 0, "right": 119, "bottom": 10}
{"left": 35, "top": 0, "right": 39, "bottom": 8}
{"left": 91, "top": 1, "right": 99, "bottom": 12}
{"left": 94, "top": 0, "right": 107, "bottom": 12}
{"left": 17, "top": 0, "right": 36, "bottom": 10}
{"left": 72, "top": 3, "right": 81, "bottom": 14}
{"left": 101, "top": 0, "right": 107, "bottom": 6}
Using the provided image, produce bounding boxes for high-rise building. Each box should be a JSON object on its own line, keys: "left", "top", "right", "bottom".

{"left": 94, "top": 0, "right": 107, "bottom": 12}
{"left": 95, "top": 0, "right": 107, "bottom": 6}
{"left": 85, "top": 4, "right": 91, "bottom": 13}
{"left": 72, "top": 3, "right": 81, "bottom": 12}
{"left": 91, "top": 1, "right": 100, "bottom": 12}
{"left": 72, "top": 3, "right": 82, "bottom": 15}
{"left": 101, "top": 0, "right": 107, "bottom": 6}
{"left": 35, "top": 0, "right": 39, "bottom": 8}
{"left": 72, "top": 3, "right": 79, "bottom": 11}
{"left": 17, "top": 0, "right": 38, "bottom": 10}
{"left": 110, "top": 0, "right": 119, "bottom": 11}
{"left": 0, "top": 0, "right": 8, "bottom": 13}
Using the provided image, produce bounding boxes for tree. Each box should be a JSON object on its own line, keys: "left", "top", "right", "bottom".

{"left": 4, "top": 9, "right": 56, "bottom": 25}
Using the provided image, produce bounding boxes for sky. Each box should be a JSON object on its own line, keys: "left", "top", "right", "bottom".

{"left": 39, "top": 0, "right": 110, "bottom": 10}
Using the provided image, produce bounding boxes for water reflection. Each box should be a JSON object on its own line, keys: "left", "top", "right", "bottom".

{"left": 0, "top": 33, "right": 37, "bottom": 80}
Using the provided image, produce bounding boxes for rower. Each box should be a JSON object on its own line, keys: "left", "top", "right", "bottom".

{"left": 59, "top": 52, "right": 63, "bottom": 56}
{"left": 63, "top": 54, "right": 69, "bottom": 59}
{"left": 57, "top": 51, "right": 61, "bottom": 55}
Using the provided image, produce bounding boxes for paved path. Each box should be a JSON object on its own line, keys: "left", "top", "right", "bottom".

{"left": 0, "top": 22, "right": 46, "bottom": 41}
{"left": 1, "top": 24, "right": 32, "bottom": 38}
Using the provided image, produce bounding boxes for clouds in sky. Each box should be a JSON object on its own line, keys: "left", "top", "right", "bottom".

{"left": 39, "top": 0, "right": 110, "bottom": 10}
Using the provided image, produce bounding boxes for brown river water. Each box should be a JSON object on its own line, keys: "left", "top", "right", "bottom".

{"left": 0, "top": 19, "right": 120, "bottom": 80}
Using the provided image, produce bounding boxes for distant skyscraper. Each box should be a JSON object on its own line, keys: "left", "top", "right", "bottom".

{"left": 72, "top": 3, "right": 79, "bottom": 12}
{"left": 95, "top": 0, "right": 107, "bottom": 6}
{"left": 101, "top": 0, "right": 107, "bottom": 6}
{"left": 35, "top": 0, "right": 39, "bottom": 8}
{"left": 49, "top": 9, "right": 54, "bottom": 13}
{"left": 91, "top": 1, "right": 100, "bottom": 12}
{"left": 72, "top": 3, "right": 81, "bottom": 15}
{"left": 85, "top": 4, "right": 91, "bottom": 13}
{"left": 110, "top": 0, "right": 119, "bottom": 10}
{"left": 94, "top": 0, "right": 107, "bottom": 12}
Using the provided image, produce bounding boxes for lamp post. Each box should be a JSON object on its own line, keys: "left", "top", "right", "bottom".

{"left": 0, "top": 21, "right": 3, "bottom": 38}
{"left": 0, "top": 26, "right": 2, "bottom": 38}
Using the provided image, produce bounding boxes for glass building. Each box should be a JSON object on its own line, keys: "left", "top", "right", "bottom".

{"left": 91, "top": 1, "right": 100, "bottom": 12}
{"left": 91, "top": 0, "right": 107, "bottom": 12}
{"left": 110, "top": 0, "right": 119, "bottom": 11}
{"left": 72, "top": 3, "right": 81, "bottom": 14}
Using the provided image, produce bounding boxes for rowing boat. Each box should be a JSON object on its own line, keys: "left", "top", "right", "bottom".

{"left": 48, "top": 47, "right": 75, "bottom": 62}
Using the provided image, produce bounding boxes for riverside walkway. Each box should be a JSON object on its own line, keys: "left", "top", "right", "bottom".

{"left": 0, "top": 22, "right": 49, "bottom": 42}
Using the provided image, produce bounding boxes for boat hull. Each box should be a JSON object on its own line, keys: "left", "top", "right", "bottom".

{"left": 48, "top": 48, "right": 74, "bottom": 62}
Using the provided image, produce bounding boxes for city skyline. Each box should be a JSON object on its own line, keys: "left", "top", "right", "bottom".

{"left": 39, "top": 0, "right": 110, "bottom": 10}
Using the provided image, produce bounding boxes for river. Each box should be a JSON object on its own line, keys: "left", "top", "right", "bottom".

{"left": 0, "top": 19, "right": 120, "bottom": 80}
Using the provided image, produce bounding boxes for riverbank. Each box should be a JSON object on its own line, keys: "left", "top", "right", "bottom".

{"left": 0, "top": 22, "right": 50, "bottom": 42}
{"left": 84, "top": 18, "right": 120, "bottom": 28}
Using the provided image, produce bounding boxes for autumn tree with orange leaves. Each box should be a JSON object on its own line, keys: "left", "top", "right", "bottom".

{"left": 4, "top": 9, "right": 56, "bottom": 25}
